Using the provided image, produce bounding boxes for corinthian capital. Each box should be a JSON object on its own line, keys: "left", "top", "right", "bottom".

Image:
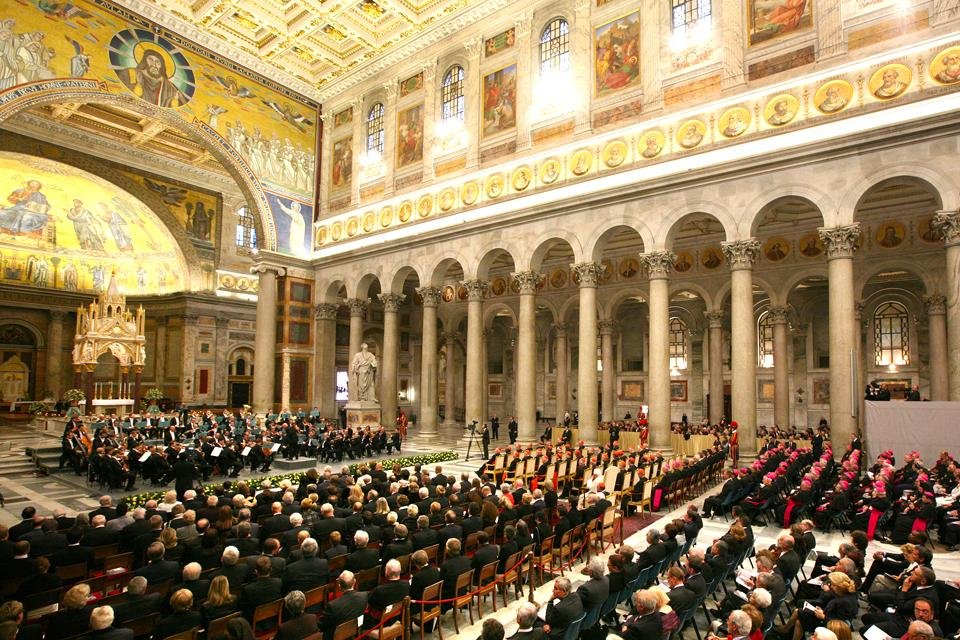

{"left": 346, "top": 298, "right": 368, "bottom": 317}
{"left": 704, "top": 310, "right": 724, "bottom": 327}
{"left": 462, "top": 279, "right": 488, "bottom": 301}
{"left": 572, "top": 262, "right": 604, "bottom": 287}
{"left": 511, "top": 271, "right": 541, "bottom": 295}
{"left": 416, "top": 286, "right": 442, "bottom": 307}
{"left": 599, "top": 320, "right": 618, "bottom": 335}
{"left": 378, "top": 293, "right": 406, "bottom": 312}
{"left": 641, "top": 251, "right": 676, "bottom": 279}
{"left": 766, "top": 306, "right": 790, "bottom": 324}
{"left": 924, "top": 294, "right": 947, "bottom": 315}
{"left": 315, "top": 303, "right": 338, "bottom": 320}
{"left": 933, "top": 211, "right": 960, "bottom": 246}
{"left": 721, "top": 239, "right": 761, "bottom": 270}
{"left": 818, "top": 224, "right": 861, "bottom": 259}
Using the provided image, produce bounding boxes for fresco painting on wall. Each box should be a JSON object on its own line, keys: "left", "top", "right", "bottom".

{"left": 331, "top": 138, "right": 353, "bottom": 191}
{"left": 0, "top": 152, "right": 185, "bottom": 294}
{"left": 265, "top": 192, "right": 312, "bottom": 258}
{"left": 747, "top": 0, "right": 814, "bottom": 47}
{"left": 121, "top": 172, "right": 220, "bottom": 245}
{"left": 482, "top": 65, "right": 517, "bottom": 138}
{"left": 594, "top": 12, "right": 641, "bottom": 96}
{"left": 396, "top": 104, "right": 424, "bottom": 169}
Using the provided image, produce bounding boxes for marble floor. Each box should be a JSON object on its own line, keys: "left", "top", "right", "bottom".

{"left": 0, "top": 419, "right": 958, "bottom": 639}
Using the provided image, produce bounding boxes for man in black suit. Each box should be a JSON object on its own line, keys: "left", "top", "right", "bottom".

{"left": 774, "top": 533, "right": 800, "bottom": 583}
{"left": 283, "top": 538, "right": 329, "bottom": 592}
{"left": 280, "top": 513, "right": 310, "bottom": 550}
{"left": 439, "top": 538, "right": 472, "bottom": 608}
{"left": 214, "top": 546, "right": 252, "bottom": 588}
{"left": 381, "top": 524, "right": 413, "bottom": 563}
{"left": 134, "top": 541, "right": 179, "bottom": 582}
{"left": 261, "top": 503, "right": 293, "bottom": 540}
{"left": 225, "top": 522, "right": 260, "bottom": 558}
{"left": 88, "top": 497, "right": 117, "bottom": 523}
{"left": 173, "top": 456, "right": 199, "bottom": 500}
{"left": 345, "top": 530, "right": 379, "bottom": 573}
{"left": 172, "top": 562, "right": 210, "bottom": 604}
{"left": 81, "top": 515, "right": 116, "bottom": 548}
{"left": 436, "top": 510, "right": 463, "bottom": 550}
{"left": 319, "top": 571, "right": 368, "bottom": 640}
{"left": 50, "top": 530, "right": 94, "bottom": 570}
{"left": 665, "top": 566, "right": 696, "bottom": 613}
{"left": 471, "top": 532, "right": 500, "bottom": 584}
{"left": 619, "top": 589, "right": 663, "bottom": 640}
{"left": 240, "top": 556, "right": 283, "bottom": 621}
{"left": 277, "top": 590, "right": 318, "bottom": 640}
{"left": 543, "top": 577, "right": 584, "bottom": 639}
{"left": 324, "top": 531, "right": 348, "bottom": 560}
{"left": 364, "top": 559, "right": 409, "bottom": 628}
{"left": 246, "top": 538, "right": 286, "bottom": 576}
{"left": 310, "top": 503, "right": 343, "bottom": 543}
{"left": 411, "top": 516, "right": 439, "bottom": 552}
{"left": 9, "top": 507, "right": 36, "bottom": 542}
{"left": 576, "top": 558, "right": 610, "bottom": 612}
{"left": 112, "top": 576, "right": 161, "bottom": 624}
{"left": 509, "top": 602, "right": 547, "bottom": 640}
{"left": 683, "top": 554, "right": 708, "bottom": 597}
{"left": 635, "top": 529, "right": 667, "bottom": 571}
{"left": 30, "top": 520, "right": 67, "bottom": 557}
{"left": 409, "top": 549, "right": 442, "bottom": 604}
{"left": 87, "top": 605, "right": 134, "bottom": 640}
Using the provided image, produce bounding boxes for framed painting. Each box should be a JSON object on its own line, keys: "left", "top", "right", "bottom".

{"left": 747, "top": 0, "right": 814, "bottom": 47}
{"left": 330, "top": 137, "right": 352, "bottom": 190}
{"left": 621, "top": 380, "right": 643, "bottom": 401}
{"left": 399, "top": 72, "right": 424, "bottom": 97}
{"left": 670, "top": 380, "right": 688, "bottom": 402}
{"left": 484, "top": 28, "right": 516, "bottom": 57}
{"left": 595, "top": 12, "right": 641, "bottom": 96}
{"left": 488, "top": 382, "right": 502, "bottom": 398}
{"left": 396, "top": 103, "right": 424, "bottom": 169}
{"left": 482, "top": 64, "right": 517, "bottom": 138}
{"left": 758, "top": 380, "right": 775, "bottom": 402}
{"left": 812, "top": 378, "right": 830, "bottom": 404}
{"left": 333, "top": 107, "right": 353, "bottom": 128}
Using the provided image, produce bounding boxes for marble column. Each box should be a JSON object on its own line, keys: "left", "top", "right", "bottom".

{"left": 443, "top": 332, "right": 459, "bottom": 426}
{"left": 181, "top": 314, "right": 199, "bottom": 404}
{"left": 464, "top": 280, "right": 488, "bottom": 424}
{"left": 214, "top": 317, "right": 230, "bottom": 405}
{"left": 421, "top": 65, "right": 438, "bottom": 181}
{"left": 252, "top": 265, "right": 284, "bottom": 414}
{"left": 379, "top": 293, "right": 405, "bottom": 425}
{"left": 46, "top": 310, "right": 65, "bottom": 399}
{"left": 925, "top": 294, "right": 948, "bottom": 401}
{"left": 705, "top": 311, "right": 724, "bottom": 424}
{"left": 345, "top": 298, "right": 368, "bottom": 401}
{"left": 280, "top": 348, "right": 292, "bottom": 410}
{"left": 722, "top": 239, "right": 761, "bottom": 458}
{"left": 313, "top": 303, "right": 338, "bottom": 417}
{"left": 642, "top": 251, "right": 675, "bottom": 450}
{"left": 573, "top": 263, "right": 602, "bottom": 442}
{"left": 514, "top": 271, "right": 539, "bottom": 440}
{"left": 933, "top": 211, "right": 960, "bottom": 400}
{"left": 154, "top": 317, "right": 167, "bottom": 391}
{"left": 554, "top": 323, "right": 569, "bottom": 421}
{"left": 417, "top": 287, "right": 441, "bottom": 436}
{"left": 819, "top": 224, "right": 861, "bottom": 451}
{"left": 599, "top": 320, "right": 617, "bottom": 423}
{"left": 768, "top": 306, "right": 791, "bottom": 429}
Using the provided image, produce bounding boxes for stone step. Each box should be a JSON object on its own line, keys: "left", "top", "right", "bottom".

{"left": 271, "top": 458, "right": 319, "bottom": 473}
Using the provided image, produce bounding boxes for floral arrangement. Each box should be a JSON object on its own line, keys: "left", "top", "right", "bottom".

{"left": 144, "top": 388, "right": 164, "bottom": 401}
{"left": 29, "top": 402, "right": 47, "bottom": 415}
{"left": 63, "top": 388, "right": 85, "bottom": 403}
{"left": 120, "top": 451, "right": 458, "bottom": 508}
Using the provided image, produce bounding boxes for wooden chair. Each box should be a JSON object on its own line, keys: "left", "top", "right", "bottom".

{"left": 91, "top": 543, "right": 120, "bottom": 569}
{"left": 104, "top": 552, "right": 134, "bottom": 573}
{"left": 56, "top": 561, "right": 89, "bottom": 584}
{"left": 421, "top": 544, "right": 439, "bottom": 567}
{"left": 410, "top": 580, "right": 442, "bottom": 640}
{"left": 144, "top": 578, "right": 174, "bottom": 599}
{"left": 551, "top": 529, "right": 573, "bottom": 576}
{"left": 449, "top": 569, "right": 474, "bottom": 634}
{"left": 162, "top": 627, "right": 199, "bottom": 640}
{"left": 327, "top": 554, "right": 347, "bottom": 578}
{"left": 206, "top": 611, "right": 242, "bottom": 640}
{"left": 126, "top": 612, "right": 161, "bottom": 639}
{"left": 533, "top": 535, "right": 556, "bottom": 586}
{"left": 600, "top": 506, "right": 620, "bottom": 551}
{"left": 251, "top": 598, "right": 284, "bottom": 640}
{"left": 474, "top": 559, "right": 499, "bottom": 617}
{"left": 356, "top": 565, "right": 381, "bottom": 591}
{"left": 366, "top": 597, "right": 408, "bottom": 640}
{"left": 395, "top": 553, "right": 411, "bottom": 578}
{"left": 332, "top": 618, "right": 358, "bottom": 640}
{"left": 495, "top": 551, "right": 523, "bottom": 604}
{"left": 303, "top": 584, "right": 327, "bottom": 613}
{"left": 462, "top": 532, "right": 480, "bottom": 557}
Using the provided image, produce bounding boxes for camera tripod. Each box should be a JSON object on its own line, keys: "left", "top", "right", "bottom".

{"left": 463, "top": 423, "right": 484, "bottom": 462}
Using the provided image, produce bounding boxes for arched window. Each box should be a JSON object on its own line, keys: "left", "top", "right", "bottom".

{"left": 671, "top": 0, "right": 712, "bottom": 37}
{"left": 366, "top": 102, "right": 384, "bottom": 154}
{"left": 234, "top": 205, "right": 257, "bottom": 252}
{"left": 441, "top": 65, "right": 465, "bottom": 123}
{"left": 758, "top": 312, "right": 775, "bottom": 368}
{"left": 539, "top": 18, "right": 570, "bottom": 74}
{"left": 669, "top": 317, "right": 687, "bottom": 370}
{"left": 236, "top": 358, "right": 246, "bottom": 376}
{"left": 874, "top": 301, "right": 910, "bottom": 366}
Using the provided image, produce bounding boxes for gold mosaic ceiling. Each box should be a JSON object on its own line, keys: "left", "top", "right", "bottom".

{"left": 149, "top": 0, "right": 484, "bottom": 93}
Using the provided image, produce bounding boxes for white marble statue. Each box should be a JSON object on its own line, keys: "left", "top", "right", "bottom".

{"left": 351, "top": 342, "right": 378, "bottom": 402}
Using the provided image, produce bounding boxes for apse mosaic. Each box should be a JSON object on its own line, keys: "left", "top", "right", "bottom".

{"left": 4, "top": 0, "right": 319, "bottom": 256}
{"left": 0, "top": 152, "right": 186, "bottom": 294}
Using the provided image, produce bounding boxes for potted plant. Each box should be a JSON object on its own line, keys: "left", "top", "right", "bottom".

{"left": 63, "top": 388, "right": 85, "bottom": 418}
{"left": 28, "top": 401, "right": 47, "bottom": 416}
{"left": 144, "top": 388, "right": 164, "bottom": 413}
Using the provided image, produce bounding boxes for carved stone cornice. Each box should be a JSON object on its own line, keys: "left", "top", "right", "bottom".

{"left": 315, "top": 303, "right": 338, "bottom": 320}
{"left": 721, "top": 239, "right": 761, "bottom": 270}
{"left": 462, "top": 280, "right": 489, "bottom": 301}
{"left": 932, "top": 211, "right": 960, "bottom": 246}
{"left": 383, "top": 82, "right": 398, "bottom": 101}
{"left": 924, "top": 294, "right": 947, "bottom": 316}
{"left": 416, "top": 286, "right": 442, "bottom": 307}
{"left": 704, "top": 310, "right": 724, "bottom": 328}
{"left": 346, "top": 298, "right": 368, "bottom": 317}
{"left": 378, "top": 293, "right": 406, "bottom": 312}
{"left": 572, "top": 262, "right": 604, "bottom": 288}
{"left": 511, "top": 271, "right": 541, "bottom": 295}
{"left": 182, "top": 314, "right": 199, "bottom": 326}
{"left": 766, "top": 306, "right": 790, "bottom": 324}
{"left": 443, "top": 331, "right": 460, "bottom": 345}
{"left": 514, "top": 11, "right": 532, "bottom": 37}
{"left": 641, "top": 251, "right": 676, "bottom": 279}
{"left": 464, "top": 37, "right": 484, "bottom": 59}
{"left": 250, "top": 264, "right": 287, "bottom": 278}
{"left": 818, "top": 224, "right": 862, "bottom": 259}
{"left": 598, "top": 320, "right": 618, "bottom": 336}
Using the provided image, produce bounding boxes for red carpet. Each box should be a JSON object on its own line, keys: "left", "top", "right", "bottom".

{"left": 619, "top": 512, "right": 663, "bottom": 542}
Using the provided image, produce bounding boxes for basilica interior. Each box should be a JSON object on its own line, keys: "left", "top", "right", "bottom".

{"left": 0, "top": 0, "right": 958, "bottom": 459}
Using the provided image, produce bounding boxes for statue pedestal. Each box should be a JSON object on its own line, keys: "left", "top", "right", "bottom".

{"left": 345, "top": 401, "right": 382, "bottom": 428}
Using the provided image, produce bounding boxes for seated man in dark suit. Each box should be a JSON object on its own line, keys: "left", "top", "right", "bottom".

{"left": 87, "top": 605, "right": 133, "bottom": 640}
{"left": 224, "top": 521, "right": 260, "bottom": 558}
{"left": 439, "top": 538, "right": 472, "bottom": 611}
{"left": 576, "top": 558, "right": 610, "bottom": 613}
{"left": 324, "top": 531, "right": 348, "bottom": 560}
{"left": 50, "top": 530, "right": 94, "bottom": 570}
{"left": 381, "top": 524, "right": 413, "bottom": 563}
{"left": 408, "top": 550, "right": 442, "bottom": 606}
{"left": 240, "top": 556, "right": 283, "bottom": 622}
{"left": 214, "top": 546, "right": 252, "bottom": 589}
{"left": 618, "top": 589, "right": 663, "bottom": 640}
{"left": 665, "top": 566, "right": 697, "bottom": 613}
{"left": 134, "top": 541, "right": 180, "bottom": 583}
{"left": 411, "top": 516, "right": 439, "bottom": 552}
{"left": 172, "top": 562, "right": 210, "bottom": 605}
{"left": 319, "top": 571, "right": 368, "bottom": 640}
{"left": 283, "top": 538, "right": 329, "bottom": 593}
{"left": 509, "top": 602, "right": 547, "bottom": 640}
{"left": 345, "top": 530, "right": 379, "bottom": 573}
{"left": 277, "top": 590, "right": 318, "bottom": 640}
{"left": 471, "top": 532, "right": 500, "bottom": 585}
{"left": 364, "top": 559, "right": 409, "bottom": 629}
{"left": 155, "top": 589, "right": 202, "bottom": 640}
{"left": 542, "top": 577, "right": 584, "bottom": 640}
{"left": 112, "top": 576, "right": 161, "bottom": 624}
